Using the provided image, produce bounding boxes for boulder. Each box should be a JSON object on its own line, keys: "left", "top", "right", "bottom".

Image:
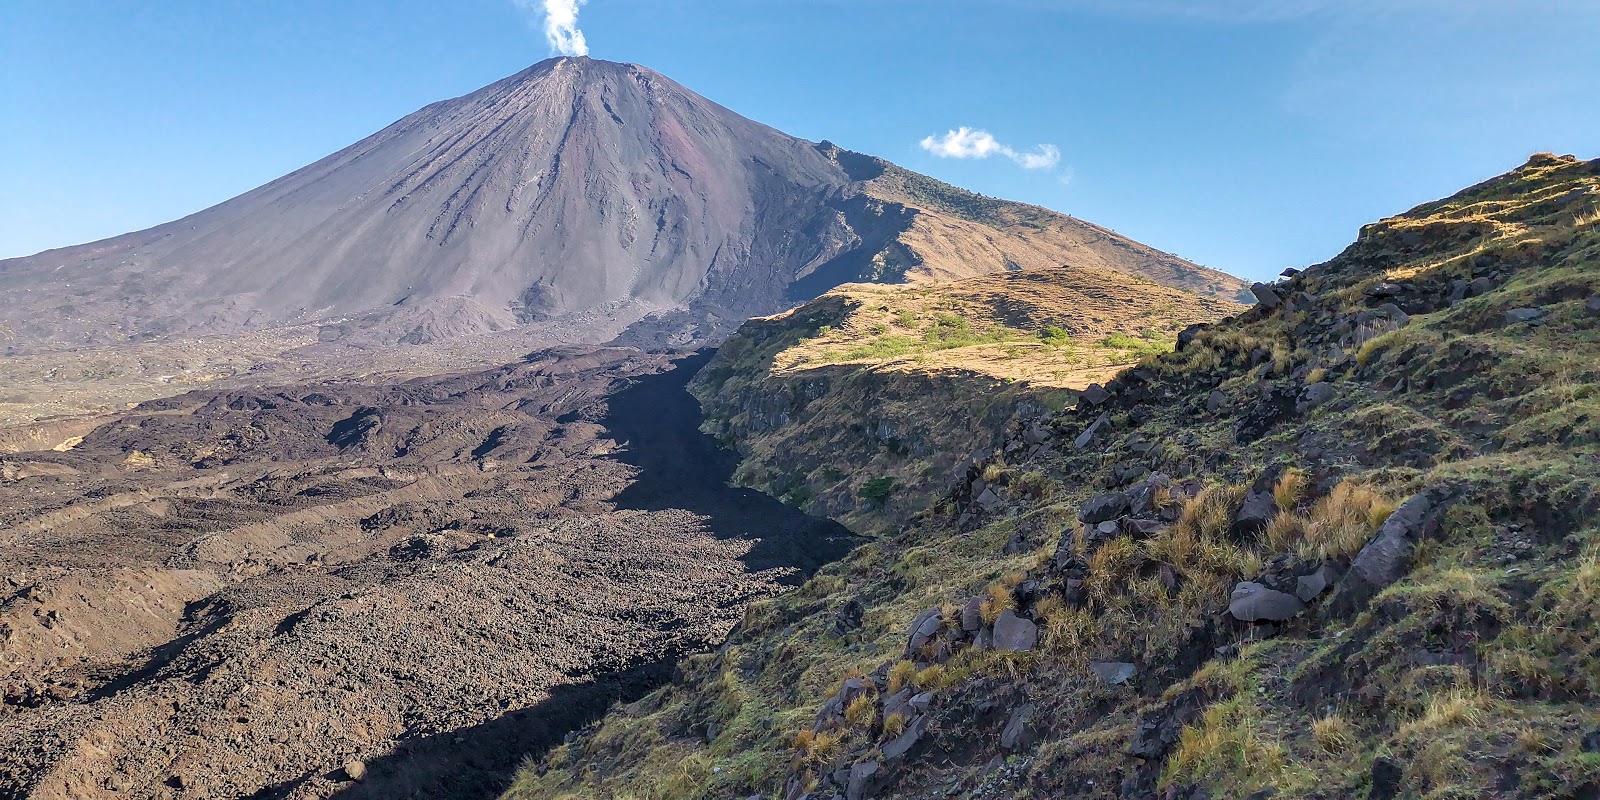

{"left": 1295, "top": 564, "right": 1340, "bottom": 602}
{"left": 1365, "top": 282, "right": 1402, "bottom": 298}
{"left": 1331, "top": 487, "right": 1456, "bottom": 616}
{"left": 1176, "top": 323, "right": 1206, "bottom": 352}
{"left": 1297, "top": 382, "right": 1337, "bottom": 413}
{"left": 1080, "top": 383, "right": 1111, "bottom": 406}
{"left": 1233, "top": 465, "right": 1287, "bottom": 536}
{"left": 846, "top": 760, "right": 888, "bottom": 800}
{"left": 909, "top": 692, "right": 934, "bottom": 714}
{"left": 975, "top": 487, "right": 1002, "bottom": 511}
{"left": 1074, "top": 412, "right": 1112, "bottom": 451}
{"left": 1000, "top": 703, "right": 1039, "bottom": 751}
{"left": 1079, "top": 491, "right": 1132, "bottom": 524}
{"left": 991, "top": 611, "right": 1038, "bottom": 652}
{"left": 1128, "top": 472, "right": 1172, "bottom": 516}
{"left": 1089, "top": 661, "right": 1137, "bottom": 686}
{"left": 1506, "top": 307, "right": 1546, "bottom": 324}
{"left": 905, "top": 607, "right": 943, "bottom": 658}
{"left": 881, "top": 715, "right": 925, "bottom": 762}
{"left": 1250, "top": 283, "right": 1283, "bottom": 309}
{"left": 960, "top": 596, "right": 984, "bottom": 633}
{"left": 1368, "top": 756, "right": 1404, "bottom": 800}
{"left": 1587, "top": 295, "right": 1600, "bottom": 316}
{"left": 1206, "top": 389, "right": 1227, "bottom": 414}
{"left": 881, "top": 689, "right": 913, "bottom": 722}
{"left": 1228, "top": 582, "right": 1306, "bottom": 622}
{"left": 343, "top": 760, "right": 367, "bottom": 782}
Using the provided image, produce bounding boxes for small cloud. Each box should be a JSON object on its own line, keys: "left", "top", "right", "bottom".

{"left": 919, "top": 127, "right": 1061, "bottom": 171}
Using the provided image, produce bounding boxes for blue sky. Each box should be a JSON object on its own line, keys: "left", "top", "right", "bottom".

{"left": 2, "top": 1, "right": 1596, "bottom": 282}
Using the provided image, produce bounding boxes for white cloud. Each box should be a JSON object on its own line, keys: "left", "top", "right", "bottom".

{"left": 514, "top": 0, "right": 590, "bottom": 57}
{"left": 919, "top": 127, "right": 1061, "bottom": 170}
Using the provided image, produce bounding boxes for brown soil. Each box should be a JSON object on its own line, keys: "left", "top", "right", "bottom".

{"left": 0, "top": 347, "right": 854, "bottom": 799}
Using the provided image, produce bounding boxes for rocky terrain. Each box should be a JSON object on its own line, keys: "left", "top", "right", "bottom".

{"left": 0, "top": 57, "right": 1245, "bottom": 427}
{"left": 512, "top": 154, "right": 1600, "bottom": 799}
{"left": 0, "top": 347, "right": 856, "bottom": 799}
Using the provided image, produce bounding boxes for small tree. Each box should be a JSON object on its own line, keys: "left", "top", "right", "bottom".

{"left": 858, "top": 477, "right": 897, "bottom": 505}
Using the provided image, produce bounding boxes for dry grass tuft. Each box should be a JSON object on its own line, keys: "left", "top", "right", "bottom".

{"left": 1273, "top": 468, "right": 1307, "bottom": 512}
{"left": 887, "top": 660, "right": 917, "bottom": 694}
{"left": 844, "top": 692, "right": 878, "bottom": 728}
{"left": 1298, "top": 480, "right": 1397, "bottom": 561}
{"left": 1311, "top": 714, "right": 1356, "bottom": 754}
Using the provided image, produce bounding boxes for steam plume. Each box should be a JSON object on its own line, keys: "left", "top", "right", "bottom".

{"left": 516, "top": 0, "right": 590, "bottom": 57}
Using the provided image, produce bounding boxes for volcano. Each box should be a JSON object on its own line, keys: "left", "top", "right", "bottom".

{"left": 0, "top": 57, "right": 1247, "bottom": 356}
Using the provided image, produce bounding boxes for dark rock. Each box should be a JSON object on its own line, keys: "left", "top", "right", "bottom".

{"left": 1206, "top": 389, "right": 1227, "bottom": 414}
{"left": 1245, "top": 790, "right": 1278, "bottom": 800}
{"left": 1119, "top": 518, "right": 1165, "bottom": 538}
{"left": 1376, "top": 302, "right": 1410, "bottom": 327}
{"left": 834, "top": 599, "right": 864, "bottom": 634}
{"left": 1176, "top": 324, "right": 1206, "bottom": 352}
{"left": 1251, "top": 283, "right": 1283, "bottom": 309}
{"left": 991, "top": 611, "right": 1038, "bottom": 652}
{"left": 1129, "top": 472, "right": 1172, "bottom": 516}
{"left": 1467, "top": 276, "right": 1493, "bottom": 297}
{"left": 960, "top": 596, "right": 984, "bottom": 633}
{"left": 1233, "top": 465, "right": 1287, "bottom": 536}
{"left": 1581, "top": 728, "right": 1600, "bottom": 753}
{"left": 1089, "top": 661, "right": 1137, "bottom": 685}
{"left": 1000, "top": 703, "right": 1039, "bottom": 751}
{"left": 1586, "top": 295, "right": 1600, "bottom": 316}
{"left": 1228, "top": 582, "right": 1306, "bottom": 622}
{"left": 1331, "top": 487, "right": 1456, "bottom": 616}
{"left": 1280, "top": 267, "right": 1301, "bottom": 277}
{"left": 1365, "top": 282, "right": 1402, "bottom": 298}
{"left": 881, "top": 715, "right": 926, "bottom": 762}
{"left": 881, "top": 688, "right": 912, "bottom": 721}
{"left": 1367, "top": 756, "right": 1404, "bottom": 800}
{"left": 1079, "top": 492, "right": 1132, "bottom": 524}
{"left": 1297, "top": 381, "right": 1337, "bottom": 414}
{"left": 905, "top": 607, "right": 943, "bottom": 658}
{"left": 1448, "top": 279, "right": 1469, "bottom": 305}
{"left": 1074, "top": 412, "right": 1112, "bottom": 451}
{"left": 974, "top": 487, "right": 1002, "bottom": 511}
{"left": 1234, "top": 384, "right": 1299, "bottom": 444}
{"left": 846, "top": 760, "right": 887, "bottom": 800}
{"left": 1506, "top": 307, "right": 1545, "bottom": 324}
{"left": 1295, "top": 565, "right": 1340, "bottom": 602}
{"left": 1080, "top": 383, "right": 1111, "bottom": 406}
{"left": 910, "top": 692, "right": 934, "bottom": 713}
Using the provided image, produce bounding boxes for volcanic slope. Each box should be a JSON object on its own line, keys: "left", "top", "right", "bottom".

{"left": 0, "top": 57, "right": 1244, "bottom": 421}
{"left": 0, "top": 347, "right": 855, "bottom": 799}
{"left": 511, "top": 154, "right": 1600, "bottom": 800}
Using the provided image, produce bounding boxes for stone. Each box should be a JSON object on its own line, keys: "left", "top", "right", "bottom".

{"left": 1331, "top": 487, "right": 1455, "bottom": 616}
{"left": 846, "top": 760, "right": 887, "bottom": 800}
{"left": 881, "top": 714, "right": 925, "bottom": 762}
{"left": 974, "top": 487, "right": 1001, "bottom": 511}
{"left": 960, "top": 596, "right": 984, "bottom": 633}
{"left": 1297, "top": 381, "right": 1337, "bottom": 414}
{"left": 1228, "top": 582, "right": 1306, "bottom": 623}
{"left": 1587, "top": 295, "right": 1600, "bottom": 316}
{"left": 1079, "top": 491, "right": 1132, "bottom": 524}
{"left": 1581, "top": 728, "right": 1600, "bottom": 753}
{"left": 1295, "top": 564, "right": 1339, "bottom": 602}
{"left": 1376, "top": 302, "right": 1410, "bottom": 327}
{"left": 1206, "top": 389, "right": 1227, "bottom": 414}
{"left": 1128, "top": 472, "right": 1171, "bottom": 516}
{"left": 905, "top": 607, "right": 943, "bottom": 657}
{"left": 1176, "top": 323, "right": 1206, "bottom": 352}
{"left": 1506, "top": 307, "right": 1546, "bottom": 324}
{"left": 882, "top": 689, "right": 912, "bottom": 721}
{"left": 1250, "top": 283, "right": 1283, "bottom": 309}
{"left": 1448, "top": 279, "right": 1470, "bottom": 305}
{"left": 1365, "top": 282, "right": 1402, "bottom": 297}
{"left": 991, "top": 611, "right": 1038, "bottom": 652}
{"left": 1467, "top": 276, "right": 1493, "bottom": 297}
{"left": 1000, "top": 704, "right": 1039, "bottom": 751}
{"left": 1080, "top": 383, "right": 1111, "bottom": 406}
{"left": 1074, "top": 412, "right": 1111, "bottom": 450}
{"left": 1089, "top": 661, "right": 1137, "bottom": 685}
{"left": 1367, "top": 756, "right": 1404, "bottom": 800}
{"left": 1280, "top": 267, "right": 1301, "bottom": 277}
{"left": 1233, "top": 465, "right": 1287, "bottom": 536}
{"left": 909, "top": 692, "right": 934, "bottom": 713}
{"left": 343, "top": 760, "right": 367, "bottom": 782}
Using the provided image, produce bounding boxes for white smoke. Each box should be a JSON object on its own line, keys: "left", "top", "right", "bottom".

{"left": 515, "top": 0, "right": 590, "bottom": 57}
{"left": 920, "top": 127, "right": 1061, "bottom": 171}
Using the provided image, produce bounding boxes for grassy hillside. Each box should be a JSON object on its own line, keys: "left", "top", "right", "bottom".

{"left": 687, "top": 266, "right": 1243, "bottom": 531}
{"left": 507, "top": 153, "right": 1600, "bottom": 800}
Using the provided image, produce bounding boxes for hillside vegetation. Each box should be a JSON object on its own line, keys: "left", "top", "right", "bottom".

{"left": 509, "top": 154, "right": 1600, "bottom": 800}
{"left": 688, "top": 265, "right": 1243, "bottom": 531}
